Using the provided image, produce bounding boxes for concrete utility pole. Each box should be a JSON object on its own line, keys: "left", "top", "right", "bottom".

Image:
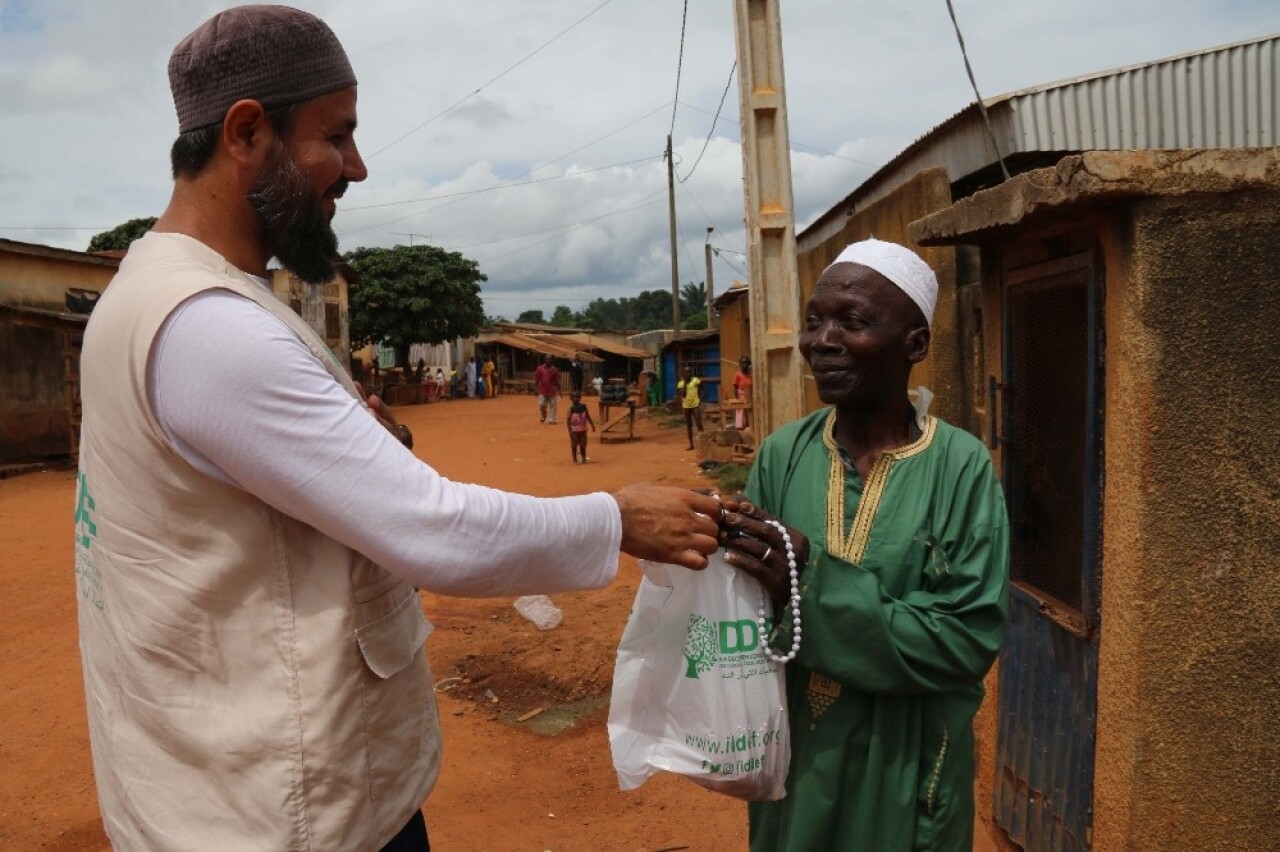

{"left": 732, "top": 0, "right": 804, "bottom": 437}
{"left": 666, "top": 134, "right": 682, "bottom": 340}
{"left": 705, "top": 226, "right": 717, "bottom": 329}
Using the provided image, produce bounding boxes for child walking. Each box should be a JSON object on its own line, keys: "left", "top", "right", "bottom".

{"left": 567, "top": 392, "right": 595, "bottom": 463}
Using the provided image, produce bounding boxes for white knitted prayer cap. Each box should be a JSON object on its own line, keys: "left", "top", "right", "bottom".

{"left": 822, "top": 238, "right": 938, "bottom": 326}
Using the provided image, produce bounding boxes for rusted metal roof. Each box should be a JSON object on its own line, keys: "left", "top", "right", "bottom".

{"left": 485, "top": 332, "right": 602, "bottom": 363}
{"left": 0, "top": 304, "right": 90, "bottom": 324}
{"left": 0, "top": 238, "right": 121, "bottom": 268}
{"left": 553, "top": 332, "right": 650, "bottom": 359}
{"left": 800, "top": 32, "right": 1280, "bottom": 248}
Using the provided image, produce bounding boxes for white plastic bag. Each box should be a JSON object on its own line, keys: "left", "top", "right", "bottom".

{"left": 608, "top": 552, "right": 790, "bottom": 801}
{"left": 513, "top": 595, "right": 563, "bottom": 630}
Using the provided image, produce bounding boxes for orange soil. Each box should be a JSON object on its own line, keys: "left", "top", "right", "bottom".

{"left": 0, "top": 393, "right": 1004, "bottom": 851}
{"left": 0, "top": 395, "right": 747, "bottom": 851}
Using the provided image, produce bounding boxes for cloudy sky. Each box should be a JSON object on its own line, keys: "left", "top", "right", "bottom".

{"left": 2, "top": 0, "right": 1277, "bottom": 320}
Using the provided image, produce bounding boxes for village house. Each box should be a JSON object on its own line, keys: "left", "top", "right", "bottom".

{"left": 0, "top": 239, "right": 117, "bottom": 463}
{"left": 774, "top": 32, "right": 1278, "bottom": 852}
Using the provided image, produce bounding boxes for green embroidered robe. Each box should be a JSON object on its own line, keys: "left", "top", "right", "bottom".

{"left": 746, "top": 409, "right": 1009, "bottom": 852}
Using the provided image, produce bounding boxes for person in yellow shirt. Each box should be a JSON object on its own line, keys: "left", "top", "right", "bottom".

{"left": 482, "top": 356, "right": 496, "bottom": 397}
{"left": 676, "top": 365, "right": 703, "bottom": 451}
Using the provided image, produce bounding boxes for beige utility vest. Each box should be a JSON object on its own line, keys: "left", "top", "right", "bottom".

{"left": 75, "top": 232, "right": 439, "bottom": 850}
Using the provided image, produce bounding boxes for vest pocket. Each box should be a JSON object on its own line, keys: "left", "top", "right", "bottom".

{"left": 354, "top": 582, "right": 435, "bottom": 801}
{"left": 355, "top": 583, "right": 431, "bottom": 678}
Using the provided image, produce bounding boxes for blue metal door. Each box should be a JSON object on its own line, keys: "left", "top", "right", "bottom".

{"left": 993, "top": 250, "right": 1103, "bottom": 851}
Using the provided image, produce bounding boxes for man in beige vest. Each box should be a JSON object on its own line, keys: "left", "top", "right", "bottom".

{"left": 74, "top": 6, "right": 721, "bottom": 850}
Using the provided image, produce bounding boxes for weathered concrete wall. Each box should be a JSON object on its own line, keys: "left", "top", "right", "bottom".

{"left": 716, "top": 290, "right": 751, "bottom": 384}
{"left": 270, "top": 269, "right": 352, "bottom": 367}
{"left": 912, "top": 149, "right": 1280, "bottom": 852}
{"left": 0, "top": 321, "right": 71, "bottom": 461}
{"left": 796, "top": 168, "right": 962, "bottom": 424}
{"left": 0, "top": 248, "right": 117, "bottom": 310}
{"left": 1093, "top": 189, "right": 1280, "bottom": 852}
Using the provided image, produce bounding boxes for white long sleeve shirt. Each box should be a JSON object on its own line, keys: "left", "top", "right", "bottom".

{"left": 146, "top": 286, "right": 622, "bottom": 597}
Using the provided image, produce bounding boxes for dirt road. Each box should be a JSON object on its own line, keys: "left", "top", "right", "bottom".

{"left": 0, "top": 394, "right": 747, "bottom": 851}
{"left": 0, "top": 392, "right": 1005, "bottom": 851}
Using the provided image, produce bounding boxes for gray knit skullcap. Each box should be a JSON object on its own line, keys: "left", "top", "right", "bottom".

{"left": 168, "top": 5, "right": 356, "bottom": 133}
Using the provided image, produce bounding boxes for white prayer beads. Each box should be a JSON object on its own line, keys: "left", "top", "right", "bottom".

{"left": 756, "top": 519, "right": 801, "bottom": 663}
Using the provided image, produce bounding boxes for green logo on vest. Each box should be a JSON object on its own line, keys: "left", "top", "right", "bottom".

{"left": 74, "top": 470, "right": 104, "bottom": 613}
{"left": 74, "top": 470, "right": 98, "bottom": 548}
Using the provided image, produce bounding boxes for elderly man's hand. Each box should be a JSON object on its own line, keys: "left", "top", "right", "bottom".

{"left": 612, "top": 484, "right": 722, "bottom": 570}
{"left": 355, "top": 382, "right": 413, "bottom": 448}
{"left": 718, "top": 495, "right": 810, "bottom": 603}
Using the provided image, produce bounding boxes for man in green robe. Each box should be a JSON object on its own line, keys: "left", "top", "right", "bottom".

{"left": 721, "top": 239, "right": 1009, "bottom": 851}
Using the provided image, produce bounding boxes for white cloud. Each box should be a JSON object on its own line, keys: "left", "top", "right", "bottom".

{"left": 2, "top": 0, "right": 1278, "bottom": 315}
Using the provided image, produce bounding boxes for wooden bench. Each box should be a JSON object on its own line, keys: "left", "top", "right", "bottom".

{"left": 599, "top": 401, "right": 637, "bottom": 443}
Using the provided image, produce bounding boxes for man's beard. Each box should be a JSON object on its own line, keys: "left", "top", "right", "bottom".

{"left": 248, "top": 143, "right": 341, "bottom": 285}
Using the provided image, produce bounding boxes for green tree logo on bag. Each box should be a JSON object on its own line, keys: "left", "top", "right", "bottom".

{"left": 683, "top": 614, "right": 717, "bottom": 678}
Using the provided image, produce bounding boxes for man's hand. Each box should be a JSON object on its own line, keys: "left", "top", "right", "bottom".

{"left": 718, "top": 495, "right": 810, "bottom": 603}
{"left": 613, "top": 484, "right": 722, "bottom": 570}
{"left": 355, "top": 382, "right": 412, "bottom": 448}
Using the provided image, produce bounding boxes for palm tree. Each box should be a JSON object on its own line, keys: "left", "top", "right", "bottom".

{"left": 680, "top": 281, "right": 707, "bottom": 317}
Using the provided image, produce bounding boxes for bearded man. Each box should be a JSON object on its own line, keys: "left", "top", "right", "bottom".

{"left": 721, "top": 239, "right": 1009, "bottom": 851}
{"left": 74, "top": 7, "right": 720, "bottom": 850}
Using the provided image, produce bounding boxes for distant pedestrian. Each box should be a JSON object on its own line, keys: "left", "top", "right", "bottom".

{"left": 676, "top": 365, "right": 703, "bottom": 451}
{"left": 644, "top": 370, "right": 660, "bottom": 408}
{"left": 592, "top": 375, "right": 604, "bottom": 397}
{"left": 534, "top": 354, "right": 560, "bottom": 423}
{"left": 570, "top": 357, "right": 585, "bottom": 395}
{"left": 567, "top": 392, "right": 596, "bottom": 463}
{"left": 465, "top": 358, "right": 477, "bottom": 398}
{"left": 733, "top": 355, "right": 753, "bottom": 429}
{"left": 483, "top": 355, "right": 496, "bottom": 398}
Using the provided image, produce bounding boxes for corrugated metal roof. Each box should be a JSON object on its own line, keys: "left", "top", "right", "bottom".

{"left": 799, "top": 32, "right": 1280, "bottom": 248}
{"left": 485, "top": 332, "right": 603, "bottom": 363}
{"left": 554, "top": 332, "right": 650, "bottom": 359}
{"left": 0, "top": 237, "right": 121, "bottom": 268}
{"left": 0, "top": 304, "right": 90, "bottom": 324}
{"left": 997, "top": 32, "right": 1278, "bottom": 151}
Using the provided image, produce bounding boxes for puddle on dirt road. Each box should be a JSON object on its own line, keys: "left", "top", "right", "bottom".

{"left": 499, "top": 695, "right": 608, "bottom": 736}
{"left": 444, "top": 653, "right": 610, "bottom": 736}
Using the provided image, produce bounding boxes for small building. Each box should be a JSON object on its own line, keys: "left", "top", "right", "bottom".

{"left": 911, "top": 146, "right": 1280, "bottom": 852}
{"left": 712, "top": 282, "right": 751, "bottom": 378}
{"left": 776, "top": 32, "right": 1279, "bottom": 852}
{"left": 660, "top": 329, "right": 721, "bottom": 404}
{"left": 269, "top": 263, "right": 354, "bottom": 368}
{"left": 0, "top": 239, "right": 118, "bottom": 462}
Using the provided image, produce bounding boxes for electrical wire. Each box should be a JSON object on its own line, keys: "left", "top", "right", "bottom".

{"left": 365, "top": 0, "right": 620, "bottom": 161}
{"left": 943, "top": 0, "right": 1009, "bottom": 179}
{"left": 668, "top": 0, "right": 689, "bottom": 138}
{"left": 0, "top": 225, "right": 110, "bottom": 231}
{"left": 338, "top": 102, "right": 672, "bottom": 239}
{"left": 676, "top": 181, "right": 745, "bottom": 258}
{"left": 678, "top": 61, "right": 735, "bottom": 183}
{"left": 478, "top": 191, "right": 666, "bottom": 266}
{"left": 342, "top": 156, "right": 659, "bottom": 211}
{"left": 676, "top": 100, "right": 884, "bottom": 169}
{"left": 446, "top": 191, "right": 666, "bottom": 250}
{"left": 712, "top": 246, "right": 747, "bottom": 278}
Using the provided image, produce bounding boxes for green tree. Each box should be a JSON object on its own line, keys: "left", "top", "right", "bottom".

{"left": 549, "top": 304, "right": 579, "bottom": 327}
{"left": 483, "top": 314, "right": 508, "bottom": 326}
{"left": 680, "top": 280, "right": 707, "bottom": 318}
{"left": 86, "top": 216, "right": 157, "bottom": 252}
{"left": 682, "top": 311, "right": 708, "bottom": 331}
{"left": 344, "top": 244, "right": 486, "bottom": 366}
{"left": 630, "top": 289, "right": 676, "bottom": 331}
{"left": 581, "top": 296, "right": 628, "bottom": 331}
{"left": 516, "top": 309, "right": 546, "bottom": 324}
